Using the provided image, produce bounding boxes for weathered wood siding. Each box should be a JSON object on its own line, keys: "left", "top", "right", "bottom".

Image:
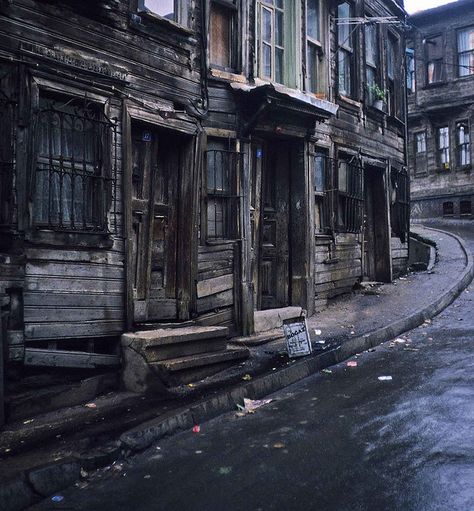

{"left": 391, "top": 237, "right": 409, "bottom": 278}
{"left": 196, "top": 242, "right": 236, "bottom": 329}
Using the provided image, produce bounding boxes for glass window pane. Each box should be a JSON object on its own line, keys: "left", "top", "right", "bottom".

{"left": 275, "top": 47, "right": 284, "bottom": 83}
{"left": 263, "top": 43, "right": 272, "bottom": 78}
{"left": 365, "top": 24, "right": 377, "bottom": 67}
{"left": 262, "top": 7, "right": 272, "bottom": 44}
{"left": 275, "top": 11, "right": 283, "bottom": 47}
{"left": 338, "top": 3, "right": 351, "bottom": 48}
{"left": 338, "top": 161, "right": 348, "bottom": 192}
{"left": 144, "top": 0, "right": 175, "bottom": 20}
{"left": 314, "top": 153, "right": 325, "bottom": 192}
{"left": 338, "top": 50, "right": 351, "bottom": 96}
{"left": 307, "top": 0, "right": 320, "bottom": 41}
{"left": 307, "top": 43, "right": 318, "bottom": 92}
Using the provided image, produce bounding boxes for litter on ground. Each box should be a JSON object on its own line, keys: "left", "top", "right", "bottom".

{"left": 236, "top": 397, "right": 273, "bottom": 416}
{"left": 378, "top": 376, "right": 393, "bottom": 381}
{"left": 347, "top": 361, "right": 358, "bottom": 367}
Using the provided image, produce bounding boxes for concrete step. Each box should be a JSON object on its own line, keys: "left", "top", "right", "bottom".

{"left": 254, "top": 306, "right": 303, "bottom": 333}
{"left": 121, "top": 327, "right": 248, "bottom": 393}
{"left": 150, "top": 347, "right": 250, "bottom": 385}
{"left": 231, "top": 328, "right": 285, "bottom": 347}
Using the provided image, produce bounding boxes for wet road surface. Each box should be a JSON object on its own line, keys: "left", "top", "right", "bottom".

{"left": 33, "top": 222, "right": 474, "bottom": 511}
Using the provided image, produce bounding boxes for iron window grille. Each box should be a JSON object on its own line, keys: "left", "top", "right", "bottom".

{"left": 336, "top": 156, "right": 364, "bottom": 233}
{"left": 390, "top": 167, "right": 409, "bottom": 243}
{"left": 205, "top": 145, "right": 242, "bottom": 240}
{"left": 33, "top": 96, "right": 117, "bottom": 233}
{"left": 0, "top": 91, "right": 16, "bottom": 227}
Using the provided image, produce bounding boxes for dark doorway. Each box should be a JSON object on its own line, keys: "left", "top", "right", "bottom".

{"left": 130, "top": 124, "right": 180, "bottom": 322}
{"left": 363, "top": 166, "right": 391, "bottom": 282}
{"left": 258, "top": 141, "right": 291, "bottom": 310}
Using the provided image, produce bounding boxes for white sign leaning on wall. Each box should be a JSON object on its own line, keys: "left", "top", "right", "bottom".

{"left": 283, "top": 316, "right": 312, "bottom": 358}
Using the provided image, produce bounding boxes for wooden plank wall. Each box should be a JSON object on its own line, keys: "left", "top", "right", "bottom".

{"left": 391, "top": 236, "right": 409, "bottom": 278}
{"left": 196, "top": 242, "right": 235, "bottom": 329}
{"left": 314, "top": 234, "right": 362, "bottom": 309}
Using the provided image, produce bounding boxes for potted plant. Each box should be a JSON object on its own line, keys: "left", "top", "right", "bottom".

{"left": 368, "top": 83, "right": 387, "bottom": 112}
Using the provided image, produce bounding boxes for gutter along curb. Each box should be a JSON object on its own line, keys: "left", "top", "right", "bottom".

{"left": 2, "top": 227, "right": 473, "bottom": 511}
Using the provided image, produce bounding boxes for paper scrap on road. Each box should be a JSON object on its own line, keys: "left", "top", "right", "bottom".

{"left": 237, "top": 398, "right": 273, "bottom": 416}
{"left": 321, "top": 369, "right": 332, "bottom": 374}
{"left": 192, "top": 425, "right": 201, "bottom": 433}
{"left": 51, "top": 496, "right": 64, "bottom": 503}
{"left": 378, "top": 376, "right": 393, "bottom": 381}
{"left": 242, "top": 374, "right": 252, "bottom": 381}
{"left": 347, "top": 361, "right": 358, "bottom": 367}
{"left": 85, "top": 403, "right": 97, "bottom": 409}
{"left": 394, "top": 338, "right": 406, "bottom": 344}
{"left": 315, "top": 329, "right": 322, "bottom": 336}
{"left": 273, "top": 442, "right": 285, "bottom": 449}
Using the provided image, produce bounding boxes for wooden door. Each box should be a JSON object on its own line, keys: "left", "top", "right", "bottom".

{"left": 363, "top": 172, "right": 376, "bottom": 280}
{"left": 259, "top": 142, "right": 290, "bottom": 309}
{"left": 131, "top": 127, "right": 178, "bottom": 322}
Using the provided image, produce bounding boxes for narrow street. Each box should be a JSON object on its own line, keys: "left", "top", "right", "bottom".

{"left": 31, "top": 222, "right": 474, "bottom": 511}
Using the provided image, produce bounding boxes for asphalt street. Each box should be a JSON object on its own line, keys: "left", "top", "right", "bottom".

{"left": 32, "top": 222, "right": 474, "bottom": 511}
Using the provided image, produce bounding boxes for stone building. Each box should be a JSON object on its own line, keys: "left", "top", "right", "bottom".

{"left": 408, "top": 0, "right": 474, "bottom": 219}
{"left": 0, "top": 0, "right": 409, "bottom": 419}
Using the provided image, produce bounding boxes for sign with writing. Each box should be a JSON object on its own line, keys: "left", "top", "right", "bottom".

{"left": 283, "top": 317, "right": 312, "bottom": 358}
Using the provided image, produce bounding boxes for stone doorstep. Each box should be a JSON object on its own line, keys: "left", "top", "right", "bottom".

{"left": 121, "top": 325, "right": 229, "bottom": 349}
{"left": 152, "top": 346, "right": 250, "bottom": 373}
{"left": 253, "top": 306, "right": 303, "bottom": 334}
{"left": 144, "top": 336, "right": 228, "bottom": 363}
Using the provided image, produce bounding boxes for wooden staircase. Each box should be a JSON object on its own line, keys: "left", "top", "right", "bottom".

{"left": 121, "top": 326, "right": 249, "bottom": 393}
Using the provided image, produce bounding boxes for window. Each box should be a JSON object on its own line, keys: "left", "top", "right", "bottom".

{"left": 210, "top": 1, "right": 237, "bottom": 70}
{"left": 365, "top": 21, "right": 379, "bottom": 105}
{"left": 406, "top": 48, "right": 415, "bottom": 93}
{"left": 204, "top": 139, "right": 240, "bottom": 240}
{"left": 437, "top": 126, "right": 450, "bottom": 169}
{"left": 458, "top": 27, "right": 474, "bottom": 77}
{"left": 313, "top": 150, "right": 331, "bottom": 234}
{"left": 426, "top": 35, "right": 445, "bottom": 84}
{"left": 337, "top": 2, "right": 354, "bottom": 97}
{"left": 460, "top": 200, "right": 472, "bottom": 215}
{"left": 387, "top": 34, "right": 399, "bottom": 116}
{"left": 442, "top": 201, "right": 454, "bottom": 216}
{"left": 138, "top": 0, "right": 187, "bottom": 26}
{"left": 259, "top": 0, "right": 284, "bottom": 83}
{"left": 34, "top": 95, "right": 115, "bottom": 232}
{"left": 456, "top": 121, "right": 471, "bottom": 167}
{"left": 336, "top": 155, "right": 364, "bottom": 233}
{"left": 306, "top": 0, "right": 323, "bottom": 94}
{"left": 415, "top": 131, "right": 427, "bottom": 175}
{"left": 390, "top": 168, "right": 409, "bottom": 243}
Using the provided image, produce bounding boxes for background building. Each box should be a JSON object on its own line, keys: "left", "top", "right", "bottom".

{"left": 407, "top": 0, "right": 474, "bottom": 219}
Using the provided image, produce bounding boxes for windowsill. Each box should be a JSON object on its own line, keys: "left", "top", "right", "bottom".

{"left": 205, "top": 239, "right": 237, "bottom": 246}
{"left": 414, "top": 172, "right": 429, "bottom": 178}
{"left": 436, "top": 167, "right": 451, "bottom": 173}
{"left": 315, "top": 233, "right": 332, "bottom": 240}
{"left": 133, "top": 10, "right": 194, "bottom": 36}
{"left": 338, "top": 95, "right": 361, "bottom": 110}
{"left": 209, "top": 68, "right": 247, "bottom": 83}
{"left": 457, "top": 164, "right": 472, "bottom": 172}
{"left": 422, "top": 81, "right": 446, "bottom": 90}
{"left": 26, "top": 229, "right": 114, "bottom": 249}
{"left": 452, "top": 74, "right": 474, "bottom": 83}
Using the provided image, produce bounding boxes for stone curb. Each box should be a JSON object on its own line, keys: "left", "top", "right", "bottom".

{"left": 2, "top": 227, "right": 472, "bottom": 511}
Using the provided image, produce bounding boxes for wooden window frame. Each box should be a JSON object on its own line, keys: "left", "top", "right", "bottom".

{"left": 406, "top": 48, "right": 415, "bottom": 94}
{"left": 425, "top": 34, "right": 445, "bottom": 86}
{"left": 436, "top": 125, "right": 451, "bottom": 171}
{"left": 386, "top": 31, "right": 401, "bottom": 119}
{"left": 337, "top": 1, "right": 355, "bottom": 99}
{"left": 460, "top": 199, "right": 472, "bottom": 216}
{"left": 209, "top": 0, "right": 239, "bottom": 72}
{"left": 456, "top": 120, "right": 471, "bottom": 168}
{"left": 258, "top": 0, "right": 285, "bottom": 84}
{"left": 203, "top": 137, "right": 241, "bottom": 241}
{"left": 414, "top": 130, "right": 427, "bottom": 176}
{"left": 311, "top": 147, "right": 332, "bottom": 235}
{"left": 390, "top": 167, "right": 409, "bottom": 243}
{"left": 305, "top": 0, "right": 324, "bottom": 95}
{"left": 136, "top": 0, "right": 189, "bottom": 28}
{"left": 457, "top": 26, "right": 474, "bottom": 78}
{"left": 32, "top": 91, "right": 116, "bottom": 234}
{"left": 364, "top": 18, "right": 380, "bottom": 107}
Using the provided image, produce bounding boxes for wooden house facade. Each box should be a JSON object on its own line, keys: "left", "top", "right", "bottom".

{"left": 0, "top": 0, "right": 409, "bottom": 408}
{"left": 407, "top": 0, "right": 474, "bottom": 220}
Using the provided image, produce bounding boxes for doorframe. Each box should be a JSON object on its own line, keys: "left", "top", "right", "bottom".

{"left": 122, "top": 102, "right": 198, "bottom": 328}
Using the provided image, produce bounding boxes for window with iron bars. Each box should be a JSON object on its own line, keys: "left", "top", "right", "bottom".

{"left": 204, "top": 139, "right": 241, "bottom": 240}
{"left": 336, "top": 156, "right": 364, "bottom": 233}
{"left": 33, "top": 95, "right": 117, "bottom": 233}
{"left": 0, "top": 92, "right": 15, "bottom": 227}
{"left": 390, "top": 167, "right": 409, "bottom": 243}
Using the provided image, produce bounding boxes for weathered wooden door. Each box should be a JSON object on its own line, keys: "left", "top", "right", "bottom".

{"left": 131, "top": 127, "right": 178, "bottom": 322}
{"left": 363, "top": 173, "right": 376, "bottom": 280}
{"left": 259, "top": 142, "right": 291, "bottom": 309}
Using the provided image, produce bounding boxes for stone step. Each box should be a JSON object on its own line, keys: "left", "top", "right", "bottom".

{"left": 150, "top": 347, "right": 250, "bottom": 385}
{"left": 254, "top": 306, "right": 303, "bottom": 334}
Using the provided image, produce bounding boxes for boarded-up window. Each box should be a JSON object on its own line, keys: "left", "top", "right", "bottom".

{"left": 34, "top": 95, "right": 115, "bottom": 232}
{"left": 210, "top": 2, "right": 235, "bottom": 69}
{"left": 426, "top": 35, "right": 445, "bottom": 84}
{"left": 205, "top": 139, "right": 240, "bottom": 240}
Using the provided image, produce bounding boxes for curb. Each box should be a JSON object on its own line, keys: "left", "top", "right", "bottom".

{"left": 2, "top": 227, "right": 473, "bottom": 511}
